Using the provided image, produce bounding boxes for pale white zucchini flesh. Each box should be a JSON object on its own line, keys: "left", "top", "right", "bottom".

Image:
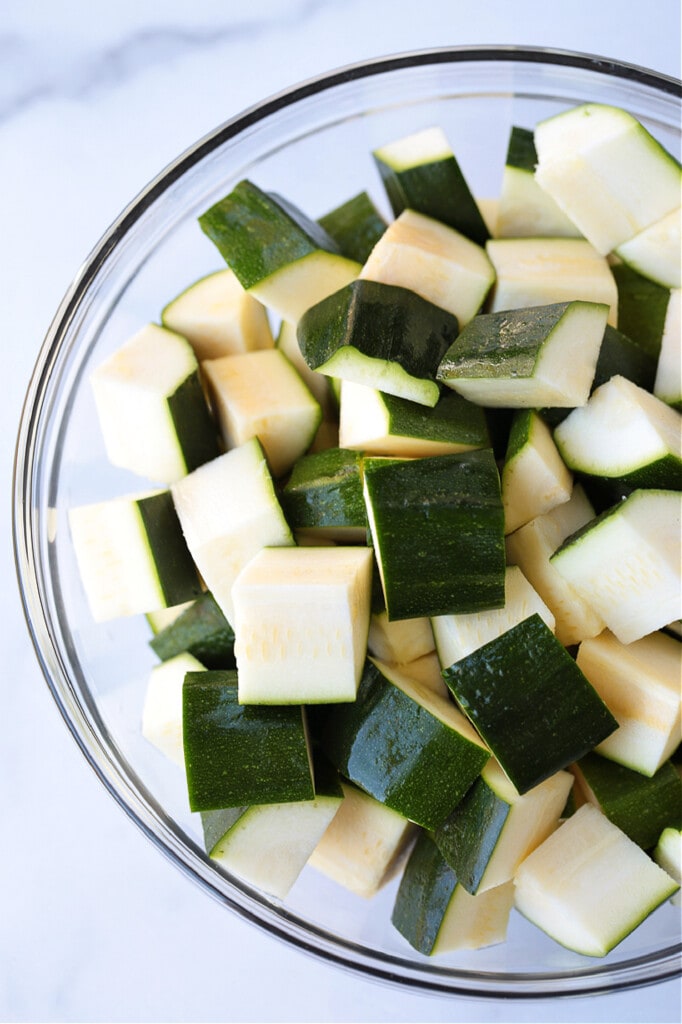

{"left": 534, "top": 103, "right": 682, "bottom": 255}
{"left": 514, "top": 804, "right": 680, "bottom": 957}
{"left": 202, "top": 348, "right": 321, "bottom": 478}
{"left": 309, "top": 782, "right": 417, "bottom": 898}
{"left": 360, "top": 208, "right": 494, "bottom": 327}
{"left": 170, "top": 439, "right": 293, "bottom": 625}
{"left": 550, "top": 489, "right": 682, "bottom": 644}
{"left": 432, "top": 565, "right": 555, "bottom": 669}
{"left": 576, "top": 630, "right": 682, "bottom": 777}
{"left": 162, "top": 268, "right": 275, "bottom": 361}
{"left": 232, "top": 546, "right": 373, "bottom": 704}
{"left": 141, "top": 652, "right": 206, "bottom": 767}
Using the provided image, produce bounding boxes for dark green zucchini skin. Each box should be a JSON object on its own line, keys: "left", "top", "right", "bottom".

{"left": 379, "top": 388, "right": 490, "bottom": 449}
{"left": 362, "top": 448, "right": 505, "bottom": 620}
{"left": 280, "top": 447, "right": 368, "bottom": 531}
{"left": 433, "top": 775, "right": 510, "bottom": 894}
{"left": 437, "top": 302, "right": 572, "bottom": 384}
{"left": 442, "top": 614, "right": 618, "bottom": 795}
{"left": 374, "top": 149, "right": 490, "bottom": 247}
{"left": 199, "top": 179, "right": 339, "bottom": 289}
{"left": 297, "top": 278, "right": 459, "bottom": 383}
{"left": 182, "top": 670, "right": 314, "bottom": 811}
{"left": 506, "top": 125, "right": 537, "bottom": 172}
{"left": 317, "top": 659, "right": 489, "bottom": 830}
{"left": 613, "top": 262, "right": 670, "bottom": 360}
{"left": 391, "top": 830, "right": 458, "bottom": 955}
{"left": 574, "top": 753, "right": 682, "bottom": 850}
{"left": 318, "top": 191, "right": 387, "bottom": 264}
{"left": 167, "top": 371, "right": 221, "bottom": 472}
{"left": 135, "top": 492, "right": 202, "bottom": 607}
{"left": 150, "top": 591, "right": 236, "bottom": 669}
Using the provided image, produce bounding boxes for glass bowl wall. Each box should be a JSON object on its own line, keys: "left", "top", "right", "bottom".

{"left": 14, "top": 47, "right": 682, "bottom": 998}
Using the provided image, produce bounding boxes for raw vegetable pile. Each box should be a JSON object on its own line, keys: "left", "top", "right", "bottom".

{"left": 69, "top": 101, "right": 682, "bottom": 960}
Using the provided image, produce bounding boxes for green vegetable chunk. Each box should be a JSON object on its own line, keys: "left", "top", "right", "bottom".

{"left": 572, "top": 753, "right": 682, "bottom": 850}
{"left": 318, "top": 658, "right": 490, "bottom": 830}
{"left": 297, "top": 279, "right": 460, "bottom": 407}
{"left": 318, "top": 191, "right": 387, "bottom": 264}
{"left": 280, "top": 447, "right": 368, "bottom": 534}
{"left": 362, "top": 449, "right": 505, "bottom": 620}
{"left": 442, "top": 614, "right": 618, "bottom": 794}
{"left": 182, "top": 670, "right": 314, "bottom": 811}
{"left": 149, "top": 591, "right": 236, "bottom": 669}
{"left": 199, "top": 179, "right": 339, "bottom": 289}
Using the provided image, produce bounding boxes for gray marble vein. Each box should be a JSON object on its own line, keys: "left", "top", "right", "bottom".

{"left": 0, "top": 0, "right": 325, "bottom": 124}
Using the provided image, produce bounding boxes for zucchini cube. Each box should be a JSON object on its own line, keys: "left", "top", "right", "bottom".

{"left": 161, "top": 268, "right": 274, "bottom": 362}
{"left": 280, "top": 447, "right": 368, "bottom": 541}
{"left": 485, "top": 237, "right": 618, "bottom": 325}
{"left": 362, "top": 449, "right": 506, "bottom": 620}
{"left": 576, "top": 629, "right": 682, "bottom": 776}
{"left": 68, "top": 489, "right": 201, "bottom": 622}
{"left": 200, "top": 756, "right": 344, "bottom": 899}
{"left": 297, "top": 278, "right": 460, "bottom": 408}
{"left": 232, "top": 546, "right": 373, "bottom": 704}
{"left": 309, "top": 781, "right": 417, "bottom": 898}
{"left": 339, "top": 380, "right": 489, "bottom": 458}
{"left": 501, "top": 410, "right": 573, "bottom": 533}
{"left": 91, "top": 323, "right": 219, "bottom": 484}
{"left": 170, "top": 439, "right": 294, "bottom": 626}
{"left": 392, "top": 831, "right": 514, "bottom": 955}
{"left": 202, "top": 348, "right": 322, "bottom": 478}
{"left": 571, "top": 753, "right": 682, "bottom": 851}
{"left": 505, "top": 484, "right": 606, "bottom": 646}
{"left": 554, "top": 375, "right": 682, "bottom": 491}
{"left": 496, "top": 125, "right": 581, "bottom": 239}
{"left": 514, "top": 804, "right": 680, "bottom": 957}
{"left": 372, "top": 125, "right": 490, "bottom": 246}
{"left": 360, "top": 208, "right": 495, "bottom": 327}
{"left": 437, "top": 300, "right": 608, "bottom": 409}
{"left": 199, "top": 178, "right": 359, "bottom": 323}
{"left": 182, "top": 670, "right": 314, "bottom": 811}
{"left": 654, "top": 288, "right": 681, "bottom": 409}
{"left": 534, "top": 103, "right": 681, "bottom": 256}
{"left": 442, "top": 613, "right": 618, "bottom": 794}
{"left": 318, "top": 657, "right": 490, "bottom": 830}
{"left": 432, "top": 565, "right": 555, "bottom": 670}
{"left": 142, "top": 652, "right": 206, "bottom": 767}
{"left": 149, "top": 591, "right": 236, "bottom": 670}
{"left": 550, "top": 488, "right": 682, "bottom": 644}
{"left": 318, "top": 190, "right": 387, "bottom": 265}
{"left": 434, "top": 760, "right": 574, "bottom": 894}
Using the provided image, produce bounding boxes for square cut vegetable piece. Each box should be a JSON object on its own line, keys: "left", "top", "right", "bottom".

{"left": 91, "top": 323, "right": 219, "bottom": 483}
{"left": 514, "top": 803, "right": 680, "bottom": 957}
{"left": 442, "top": 613, "right": 618, "bottom": 794}
{"left": 182, "top": 670, "right": 314, "bottom": 811}
{"left": 202, "top": 348, "right": 321, "bottom": 479}
{"left": 232, "top": 546, "right": 374, "bottom": 704}
{"left": 69, "top": 490, "right": 201, "bottom": 622}
{"left": 576, "top": 629, "right": 682, "bottom": 777}
{"left": 170, "top": 439, "right": 294, "bottom": 626}
{"left": 318, "top": 657, "right": 490, "bottom": 830}
{"left": 362, "top": 449, "right": 506, "bottom": 621}
{"left": 308, "top": 781, "right": 417, "bottom": 898}
{"left": 392, "top": 830, "right": 514, "bottom": 955}
{"left": 360, "top": 208, "right": 494, "bottom": 328}
{"left": 436, "top": 300, "right": 608, "bottom": 409}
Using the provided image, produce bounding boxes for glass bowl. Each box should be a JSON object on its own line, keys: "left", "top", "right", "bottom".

{"left": 13, "top": 46, "right": 682, "bottom": 998}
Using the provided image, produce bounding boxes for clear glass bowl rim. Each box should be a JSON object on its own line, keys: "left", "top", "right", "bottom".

{"left": 13, "top": 44, "right": 682, "bottom": 1000}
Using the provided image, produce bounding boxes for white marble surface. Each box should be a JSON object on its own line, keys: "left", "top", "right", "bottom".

{"left": 3, "top": 2, "right": 681, "bottom": 1021}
